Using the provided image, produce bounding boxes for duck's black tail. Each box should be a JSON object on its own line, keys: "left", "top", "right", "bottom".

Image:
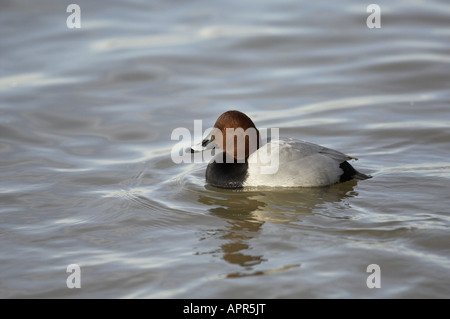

{"left": 339, "top": 161, "right": 372, "bottom": 183}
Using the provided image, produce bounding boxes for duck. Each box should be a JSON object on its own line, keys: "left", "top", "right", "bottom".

{"left": 190, "top": 110, "right": 371, "bottom": 188}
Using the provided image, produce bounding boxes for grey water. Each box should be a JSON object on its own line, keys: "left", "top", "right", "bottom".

{"left": 1, "top": 0, "right": 449, "bottom": 298}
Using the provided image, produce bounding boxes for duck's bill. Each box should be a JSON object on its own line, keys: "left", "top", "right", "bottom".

{"left": 189, "top": 133, "right": 216, "bottom": 153}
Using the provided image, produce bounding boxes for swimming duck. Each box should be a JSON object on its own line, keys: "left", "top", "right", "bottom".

{"left": 191, "top": 110, "right": 371, "bottom": 188}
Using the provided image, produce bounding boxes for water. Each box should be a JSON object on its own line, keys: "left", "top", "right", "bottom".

{"left": 1, "top": 0, "right": 449, "bottom": 298}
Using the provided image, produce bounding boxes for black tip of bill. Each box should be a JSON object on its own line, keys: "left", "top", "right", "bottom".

{"left": 189, "top": 135, "right": 215, "bottom": 154}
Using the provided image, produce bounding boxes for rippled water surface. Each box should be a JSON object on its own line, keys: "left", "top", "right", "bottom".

{"left": 1, "top": 0, "right": 450, "bottom": 298}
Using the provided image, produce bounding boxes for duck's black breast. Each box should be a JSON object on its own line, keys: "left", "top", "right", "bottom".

{"left": 205, "top": 154, "right": 248, "bottom": 189}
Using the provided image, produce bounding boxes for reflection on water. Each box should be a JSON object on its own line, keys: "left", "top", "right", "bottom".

{"left": 200, "top": 191, "right": 266, "bottom": 273}
{"left": 196, "top": 181, "right": 358, "bottom": 277}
